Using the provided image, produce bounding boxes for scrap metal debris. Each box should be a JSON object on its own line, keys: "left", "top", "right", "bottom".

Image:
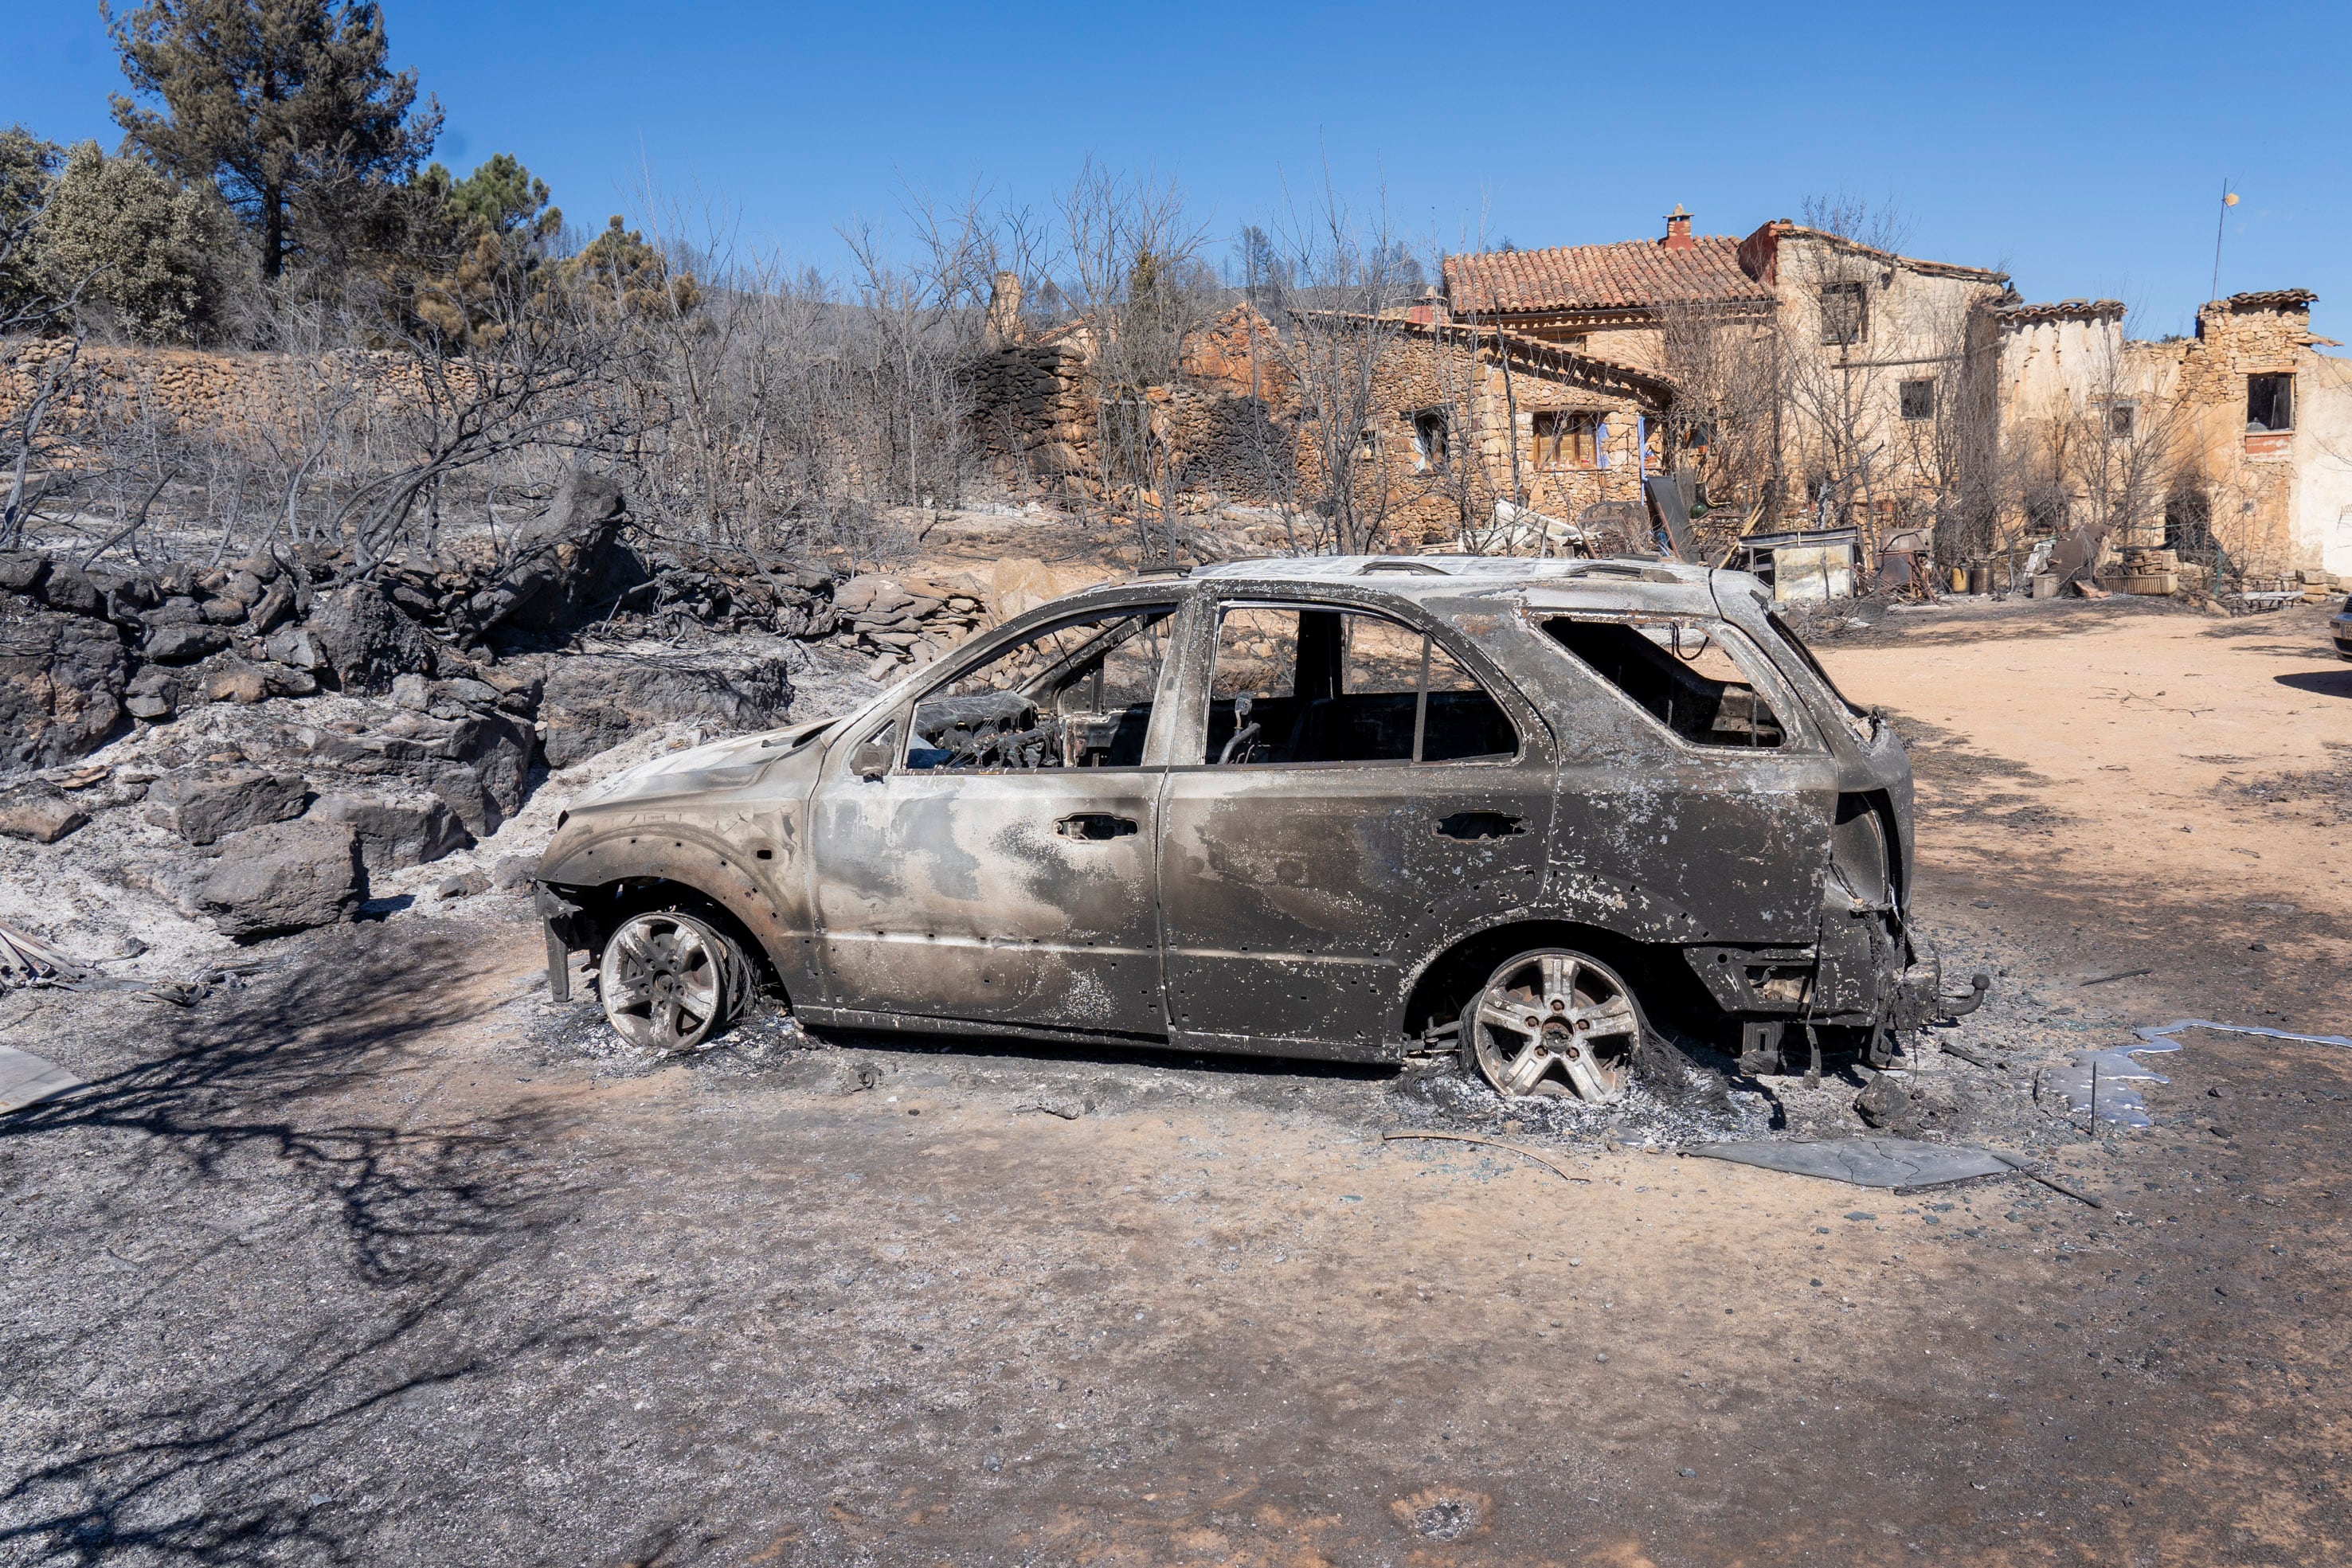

{"left": 0, "top": 919, "right": 223, "bottom": 1007}
{"left": 0, "top": 1043, "right": 81, "bottom": 1113}
{"left": 1987, "top": 1151, "right": 2104, "bottom": 1208}
{"left": 1687, "top": 1136, "right": 2010, "bottom": 1189}
{"left": 1382, "top": 1129, "right": 1591, "bottom": 1183}
{"left": 0, "top": 919, "right": 86, "bottom": 986}
{"left": 3, "top": 921, "right": 117, "bottom": 990}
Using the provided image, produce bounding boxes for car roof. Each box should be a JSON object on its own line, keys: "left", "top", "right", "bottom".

{"left": 1170, "top": 553, "right": 1735, "bottom": 604}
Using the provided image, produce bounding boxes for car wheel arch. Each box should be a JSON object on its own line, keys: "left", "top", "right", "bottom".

{"left": 1399, "top": 916, "right": 1693, "bottom": 1042}
{"left": 541, "top": 826, "right": 810, "bottom": 1002}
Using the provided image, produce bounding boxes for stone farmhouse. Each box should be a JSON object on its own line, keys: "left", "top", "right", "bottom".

{"left": 968, "top": 275, "right": 1677, "bottom": 551}
{"left": 975, "top": 206, "right": 2350, "bottom": 586}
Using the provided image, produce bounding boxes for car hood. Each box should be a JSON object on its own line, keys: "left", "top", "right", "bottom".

{"left": 562, "top": 717, "right": 839, "bottom": 812}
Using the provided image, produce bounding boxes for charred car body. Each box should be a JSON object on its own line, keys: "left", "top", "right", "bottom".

{"left": 537, "top": 556, "right": 1981, "bottom": 1101}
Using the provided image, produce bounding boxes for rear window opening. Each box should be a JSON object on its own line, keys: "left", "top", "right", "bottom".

{"left": 1544, "top": 617, "right": 1784, "bottom": 748}
{"left": 1763, "top": 608, "right": 1874, "bottom": 738}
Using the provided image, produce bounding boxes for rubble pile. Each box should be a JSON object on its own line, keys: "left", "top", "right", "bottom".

{"left": 834, "top": 575, "right": 989, "bottom": 678}
{"left": 2108, "top": 545, "right": 2196, "bottom": 597}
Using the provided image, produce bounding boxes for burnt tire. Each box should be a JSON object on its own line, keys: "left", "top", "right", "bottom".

{"left": 1460, "top": 947, "right": 1646, "bottom": 1104}
{"left": 597, "top": 909, "right": 753, "bottom": 1053}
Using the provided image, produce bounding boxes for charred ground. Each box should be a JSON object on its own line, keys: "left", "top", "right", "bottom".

{"left": 2, "top": 598, "right": 2347, "bottom": 1566}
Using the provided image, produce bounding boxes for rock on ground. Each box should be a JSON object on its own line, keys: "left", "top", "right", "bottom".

{"left": 281, "top": 705, "right": 535, "bottom": 839}
{"left": 464, "top": 468, "right": 634, "bottom": 639}
{"left": 0, "top": 781, "right": 89, "bottom": 843}
{"left": 143, "top": 766, "right": 310, "bottom": 847}
{"left": 534, "top": 651, "right": 794, "bottom": 768}
{"left": 307, "top": 582, "right": 439, "bottom": 694}
{"left": 0, "top": 597, "right": 129, "bottom": 769}
{"left": 314, "top": 791, "right": 470, "bottom": 874}
{"left": 193, "top": 819, "right": 365, "bottom": 940}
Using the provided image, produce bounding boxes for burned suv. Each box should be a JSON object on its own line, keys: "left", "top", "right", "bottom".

{"left": 537, "top": 556, "right": 1968, "bottom": 1101}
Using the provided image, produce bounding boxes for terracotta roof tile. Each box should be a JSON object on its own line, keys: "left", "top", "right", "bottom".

{"left": 2223, "top": 287, "right": 2317, "bottom": 311}
{"left": 1990, "top": 298, "right": 2125, "bottom": 324}
{"left": 1442, "top": 237, "right": 1772, "bottom": 316}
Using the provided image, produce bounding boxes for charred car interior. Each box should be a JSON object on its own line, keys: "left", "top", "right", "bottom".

{"left": 537, "top": 556, "right": 1985, "bottom": 1100}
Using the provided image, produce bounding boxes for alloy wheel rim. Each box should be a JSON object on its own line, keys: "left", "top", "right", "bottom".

{"left": 1468, "top": 951, "right": 1640, "bottom": 1103}
{"left": 601, "top": 913, "right": 726, "bottom": 1051}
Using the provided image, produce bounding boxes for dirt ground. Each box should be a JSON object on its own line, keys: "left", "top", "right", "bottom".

{"left": 2, "top": 596, "right": 2349, "bottom": 1566}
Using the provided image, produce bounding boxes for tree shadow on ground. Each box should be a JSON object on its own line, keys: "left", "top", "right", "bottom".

{"left": 0, "top": 925, "right": 615, "bottom": 1565}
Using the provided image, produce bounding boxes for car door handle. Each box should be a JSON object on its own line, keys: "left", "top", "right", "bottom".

{"left": 1056, "top": 813, "right": 1138, "bottom": 842}
{"left": 1435, "top": 811, "right": 1525, "bottom": 841}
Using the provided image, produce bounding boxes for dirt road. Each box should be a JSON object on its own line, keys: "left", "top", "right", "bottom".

{"left": 2, "top": 599, "right": 2346, "bottom": 1566}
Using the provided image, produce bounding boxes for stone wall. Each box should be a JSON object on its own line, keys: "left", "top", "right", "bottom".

{"left": 962, "top": 337, "right": 1094, "bottom": 487}
{"left": 2135, "top": 294, "right": 2352, "bottom": 582}
{"left": 0, "top": 337, "right": 439, "bottom": 440}
{"left": 964, "top": 306, "right": 1665, "bottom": 549}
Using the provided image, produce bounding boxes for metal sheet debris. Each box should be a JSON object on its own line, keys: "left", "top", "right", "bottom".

{"left": 0, "top": 1044, "right": 81, "bottom": 1113}
{"left": 2045, "top": 1018, "right": 2352, "bottom": 1128}
{"left": 1686, "top": 1136, "right": 2010, "bottom": 1189}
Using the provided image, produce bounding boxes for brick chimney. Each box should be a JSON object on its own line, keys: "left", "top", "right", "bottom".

{"left": 1663, "top": 205, "right": 1694, "bottom": 251}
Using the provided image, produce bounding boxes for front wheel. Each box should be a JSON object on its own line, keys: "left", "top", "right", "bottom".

{"left": 1461, "top": 948, "right": 1645, "bottom": 1103}
{"left": 598, "top": 909, "right": 752, "bottom": 1052}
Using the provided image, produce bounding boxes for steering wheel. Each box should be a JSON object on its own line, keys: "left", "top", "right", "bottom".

{"left": 1218, "top": 694, "right": 1263, "bottom": 765}
{"left": 941, "top": 718, "right": 1055, "bottom": 770}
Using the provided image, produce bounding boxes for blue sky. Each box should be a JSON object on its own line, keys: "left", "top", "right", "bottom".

{"left": 15, "top": 0, "right": 2346, "bottom": 339}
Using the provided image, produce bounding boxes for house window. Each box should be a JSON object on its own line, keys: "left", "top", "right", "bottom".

{"left": 2248, "top": 373, "right": 2294, "bottom": 433}
{"left": 1820, "top": 281, "right": 1869, "bottom": 346}
{"left": 1408, "top": 409, "right": 1450, "bottom": 471}
{"left": 2104, "top": 401, "right": 2136, "bottom": 440}
{"left": 1534, "top": 410, "right": 1600, "bottom": 468}
{"left": 1898, "top": 379, "right": 1935, "bottom": 421}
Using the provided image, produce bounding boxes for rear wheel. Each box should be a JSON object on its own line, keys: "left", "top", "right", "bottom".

{"left": 598, "top": 909, "right": 751, "bottom": 1052}
{"left": 1462, "top": 948, "right": 1645, "bottom": 1103}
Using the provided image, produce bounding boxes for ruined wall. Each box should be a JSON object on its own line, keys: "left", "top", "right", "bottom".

{"left": 2291, "top": 359, "right": 2352, "bottom": 578}
{"left": 1995, "top": 308, "right": 2131, "bottom": 430}
{"left": 2143, "top": 296, "right": 2352, "bottom": 583}
{"left": 961, "top": 338, "right": 1095, "bottom": 487}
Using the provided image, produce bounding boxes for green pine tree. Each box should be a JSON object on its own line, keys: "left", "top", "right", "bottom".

{"left": 401, "top": 156, "right": 561, "bottom": 346}
{"left": 105, "top": 0, "right": 440, "bottom": 282}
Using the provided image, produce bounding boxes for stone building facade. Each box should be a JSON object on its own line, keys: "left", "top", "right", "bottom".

{"left": 1442, "top": 211, "right": 2012, "bottom": 541}
{"left": 1990, "top": 289, "right": 2352, "bottom": 583}
{"left": 967, "top": 299, "right": 1672, "bottom": 549}
{"left": 2145, "top": 291, "right": 2352, "bottom": 582}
